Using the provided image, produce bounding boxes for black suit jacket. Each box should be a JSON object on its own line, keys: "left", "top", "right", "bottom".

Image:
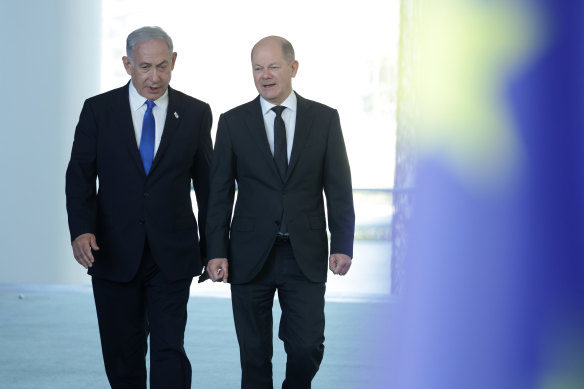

{"left": 206, "top": 93, "right": 355, "bottom": 284}
{"left": 66, "top": 82, "right": 212, "bottom": 282}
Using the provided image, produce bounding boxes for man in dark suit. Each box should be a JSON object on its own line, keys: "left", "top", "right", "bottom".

{"left": 205, "top": 36, "right": 355, "bottom": 388}
{"left": 65, "top": 26, "right": 212, "bottom": 388}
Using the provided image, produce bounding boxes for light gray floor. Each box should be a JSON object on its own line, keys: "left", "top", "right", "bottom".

{"left": 0, "top": 285, "right": 393, "bottom": 388}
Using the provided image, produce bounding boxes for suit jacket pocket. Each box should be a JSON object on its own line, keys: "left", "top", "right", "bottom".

{"left": 231, "top": 217, "right": 254, "bottom": 232}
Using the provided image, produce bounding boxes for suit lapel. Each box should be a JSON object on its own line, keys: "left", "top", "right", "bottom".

{"left": 287, "top": 93, "right": 313, "bottom": 181}
{"left": 150, "top": 86, "right": 182, "bottom": 174}
{"left": 245, "top": 97, "right": 282, "bottom": 180}
{"left": 116, "top": 82, "right": 145, "bottom": 175}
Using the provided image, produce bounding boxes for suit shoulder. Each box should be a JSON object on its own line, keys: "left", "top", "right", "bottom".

{"left": 298, "top": 94, "right": 337, "bottom": 114}
{"left": 84, "top": 85, "right": 127, "bottom": 105}
{"left": 221, "top": 99, "right": 258, "bottom": 118}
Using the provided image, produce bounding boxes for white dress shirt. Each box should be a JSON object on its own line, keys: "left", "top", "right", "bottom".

{"left": 128, "top": 81, "right": 169, "bottom": 155}
{"left": 260, "top": 91, "right": 297, "bottom": 162}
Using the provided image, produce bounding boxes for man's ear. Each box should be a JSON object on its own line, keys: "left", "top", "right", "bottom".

{"left": 122, "top": 56, "right": 132, "bottom": 75}
{"left": 170, "top": 52, "right": 177, "bottom": 70}
{"left": 291, "top": 60, "right": 299, "bottom": 78}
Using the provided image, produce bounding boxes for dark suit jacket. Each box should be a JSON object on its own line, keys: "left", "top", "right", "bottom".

{"left": 66, "top": 82, "right": 212, "bottom": 282}
{"left": 206, "top": 93, "right": 355, "bottom": 284}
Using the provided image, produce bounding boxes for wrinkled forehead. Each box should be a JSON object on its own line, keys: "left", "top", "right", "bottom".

{"left": 135, "top": 38, "right": 171, "bottom": 53}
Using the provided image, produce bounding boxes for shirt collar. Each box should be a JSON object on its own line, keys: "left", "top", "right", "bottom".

{"left": 260, "top": 90, "right": 297, "bottom": 116}
{"left": 128, "top": 80, "right": 169, "bottom": 112}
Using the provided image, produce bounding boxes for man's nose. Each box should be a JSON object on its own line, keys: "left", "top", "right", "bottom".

{"left": 261, "top": 69, "right": 272, "bottom": 79}
{"left": 150, "top": 68, "right": 161, "bottom": 82}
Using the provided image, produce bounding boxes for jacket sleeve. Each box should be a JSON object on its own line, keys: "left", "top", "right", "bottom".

{"left": 205, "top": 113, "right": 236, "bottom": 260}
{"left": 65, "top": 99, "right": 98, "bottom": 242}
{"left": 191, "top": 103, "right": 213, "bottom": 259}
{"left": 323, "top": 109, "right": 355, "bottom": 257}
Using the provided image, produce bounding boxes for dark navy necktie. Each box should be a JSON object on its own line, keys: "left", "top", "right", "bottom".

{"left": 140, "top": 100, "right": 156, "bottom": 174}
{"left": 272, "top": 105, "right": 288, "bottom": 233}
{"left": 272, "top": 106, "right": 287, "bottom": 180}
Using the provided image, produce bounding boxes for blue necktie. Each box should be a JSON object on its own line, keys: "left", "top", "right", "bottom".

{"left": 140, "top": 100, "right": 156, "bottom": 174}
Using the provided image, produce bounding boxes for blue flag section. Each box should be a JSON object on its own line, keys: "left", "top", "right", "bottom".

{"left": 374, "top": 1, "right": 584, "bottom": 388}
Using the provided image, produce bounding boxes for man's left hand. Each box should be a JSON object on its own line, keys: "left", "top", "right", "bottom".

{"left": 329, "top": 253, "right": 351, "bottom": 276}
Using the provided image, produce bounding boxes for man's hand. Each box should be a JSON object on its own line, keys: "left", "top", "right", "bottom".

{"left": 206, "top": 258, "right": 229, "bottom": 282}
{"left": 72, "top": 233, "right": 100, "bottom": 269}
{"left": 329, "top": 253, "right": 351, "bottom": 276}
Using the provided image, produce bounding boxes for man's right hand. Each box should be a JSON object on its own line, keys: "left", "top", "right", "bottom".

{"left": 206, "top": 258, "right": 229, "bottom": 283}
{"left": 72, "top": 233, "right": 100, "bottom": 269}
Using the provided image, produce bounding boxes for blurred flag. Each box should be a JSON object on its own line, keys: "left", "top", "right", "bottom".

{"left": 372, "top": 1, "right": 584, "bottom": 388}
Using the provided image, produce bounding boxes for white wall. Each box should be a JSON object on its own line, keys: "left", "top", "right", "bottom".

{"left": 0, "top": 0, "right": 398, "bottom": 288}
{"left": 0, "top": 1, "right": 101, "bottom": 284}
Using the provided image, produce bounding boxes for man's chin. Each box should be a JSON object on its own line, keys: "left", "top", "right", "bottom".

{"left": 142, "top": 88, "right": 165, "bottom": 100}
{"left": 260, "top": 92, "right": 281, "bottom": 105}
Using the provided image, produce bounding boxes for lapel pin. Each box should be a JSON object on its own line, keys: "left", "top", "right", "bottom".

{"left": 174, "top": 112, "right": 179, "bottom": 119}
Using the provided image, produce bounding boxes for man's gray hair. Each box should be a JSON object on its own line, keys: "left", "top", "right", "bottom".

{"left": 280, "top": 39, "right": 295, "bottom": 63}
{"left": 126, "top": 26, "right": 173, "bottom": 65}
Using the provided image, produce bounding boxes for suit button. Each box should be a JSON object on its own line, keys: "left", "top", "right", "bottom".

{"left": 139, "top": 219, "right": 145, "bottom": 224}
{"left": 282, "top": 189, "right": 286, "bottom": 195}
{"left": 143, "top": 192, "right": 150, "bottom": 197}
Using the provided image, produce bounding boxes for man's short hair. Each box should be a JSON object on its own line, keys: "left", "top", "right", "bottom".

{"left": 126, "top": 26, "right": 173, "bottom": 65}
{"left": 280, "top": 38, "right": 295, "bottom": 63}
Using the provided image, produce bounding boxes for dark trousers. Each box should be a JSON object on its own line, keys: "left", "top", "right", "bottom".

{"left": 231, "top": 239, "right": 326, "bottom": 389}
{"left": 92, "top": 242, "right": 192, "bottom": 389}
